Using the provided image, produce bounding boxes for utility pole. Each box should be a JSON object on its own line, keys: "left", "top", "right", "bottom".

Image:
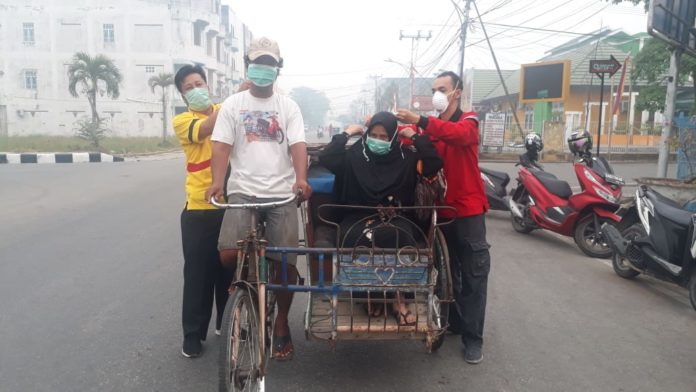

{"left": 457, "top": 0, "right": 473, "bottom": 107}
{"left": 472, "top": 0, "right": 525, "bottom": 137}
{"left": 657, "top": 48, "right": 683, "bottom": 178}
{"left": 400, "top": 30, "right": 431, "bottom": 110}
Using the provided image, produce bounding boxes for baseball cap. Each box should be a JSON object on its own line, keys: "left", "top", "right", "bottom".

{"left": 247, "top": 37, "right": 281, "bottom": 63}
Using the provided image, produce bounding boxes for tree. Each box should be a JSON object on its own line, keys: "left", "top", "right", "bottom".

{"left": 289, "top": 87, "right": 330, "bottom": 127}
{"left": 74, "top": 116, "right": 109, "bottom": 148}
{"left": 632, "top": 38, "right": 696, "bottom": 115}
{"left": 67, "top": 52, "right": 122, "bottom": 124}
{"left": 605, "top": 0, "right": 649, "bottom": 11}
{"left": 148, "top": 73, "right": 174, "bottom": 145}
{"left": 379, "top": 81, "right": 400, "bottom": 111}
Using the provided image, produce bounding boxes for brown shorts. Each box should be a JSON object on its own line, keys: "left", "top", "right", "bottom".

{"left": 217, "top": 194, "right": 299, "bottom": 266}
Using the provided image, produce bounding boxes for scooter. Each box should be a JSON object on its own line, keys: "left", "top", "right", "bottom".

{"left": 602, "top": 185, "right": 696, "bottom": 311}
{"left": 480, "top": 141, "right": 545, "bottom": 212}
{"left": 507, "top": 136, "right": 625, "bottom": 258}
{"left": 480, "top": 166, "right": 510, "bottom": 211}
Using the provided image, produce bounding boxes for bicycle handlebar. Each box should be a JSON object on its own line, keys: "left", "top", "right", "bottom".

{"left": 210, "top": 193, "right": 299, "bottom": 209}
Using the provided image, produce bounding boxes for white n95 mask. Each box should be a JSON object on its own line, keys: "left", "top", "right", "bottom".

{"left": 432, "top": 91, "right": 450, "bottom": 112}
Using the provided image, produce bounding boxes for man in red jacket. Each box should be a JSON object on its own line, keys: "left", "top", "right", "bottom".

{"left": 396, "top": 71, "right": 490, "bottom": 364}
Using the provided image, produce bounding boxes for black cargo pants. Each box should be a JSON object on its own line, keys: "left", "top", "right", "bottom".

{"left": 181, "top": 208, "right": 233, "bottom": 341}
{"left": 442, "top": 213, "right": 491, "bottom": 348}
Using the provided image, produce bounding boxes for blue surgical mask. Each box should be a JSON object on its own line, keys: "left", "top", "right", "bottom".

{"left": 365, "top": 136, "right": 392, "bottom": 155}
{"left": 247, "top": 64, "right": 278, "bottom": 87}
{"left": 185, "top": 88, "right": 212, "bottom": 111}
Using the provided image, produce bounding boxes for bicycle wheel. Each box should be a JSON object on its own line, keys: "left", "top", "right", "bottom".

{"left": 219, "top": 288, "right": 262, "bottom": 392}
{"left": 428, "top": 228, "right": 451, "bottom": 353}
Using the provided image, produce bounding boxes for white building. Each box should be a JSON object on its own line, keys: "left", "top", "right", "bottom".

{"left": 0, "top": 0, "right": 250, "bottom": 137}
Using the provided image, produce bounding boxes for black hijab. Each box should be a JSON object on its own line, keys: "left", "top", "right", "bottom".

{"left": 346, "top": 112, "right": 413, "bottom": 203}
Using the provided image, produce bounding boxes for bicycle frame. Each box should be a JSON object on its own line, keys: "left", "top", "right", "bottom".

{"left": 212, "top": 194, "right": 297, "bottom": 377}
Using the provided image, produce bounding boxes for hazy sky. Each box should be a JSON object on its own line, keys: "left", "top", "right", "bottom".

{"left": 224, "top": 0, "right": 648, "bottom": 114}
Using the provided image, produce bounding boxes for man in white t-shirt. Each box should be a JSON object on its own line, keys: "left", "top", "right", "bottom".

{"left": 207, "top": 37, "right": 311, "bottom": 361}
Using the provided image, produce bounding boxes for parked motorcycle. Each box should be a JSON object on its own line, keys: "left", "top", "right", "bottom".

{"left": 507, "top": 131, "right": 626, "bottom": 258}
{"left": 480, "top": 166, "right": 510, "bottom": 211}
{"left": 481, "top": 139, "right": 545, "bottom": 211}
{"left": 602, "top": 185, "right": 696, "bottom": 311}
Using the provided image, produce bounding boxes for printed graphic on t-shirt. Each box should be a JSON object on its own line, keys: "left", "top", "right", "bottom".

{"left": 240, "top": 110, "right": 284, "bottom": 144}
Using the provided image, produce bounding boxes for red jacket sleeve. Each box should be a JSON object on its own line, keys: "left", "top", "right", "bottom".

{"left": 423, "top": 112, "right": 479, "bottom": 147}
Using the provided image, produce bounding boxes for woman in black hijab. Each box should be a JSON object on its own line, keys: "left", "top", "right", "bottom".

{"left": 319, "top": 111, "right": 443, "bottom": 324}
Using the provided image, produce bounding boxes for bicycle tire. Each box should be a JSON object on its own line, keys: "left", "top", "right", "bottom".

{"left": 218, "top": 288, "right": 262, "bottom": 392}
{"left": 428, "top": 228, "right": 451, "bottom": 353}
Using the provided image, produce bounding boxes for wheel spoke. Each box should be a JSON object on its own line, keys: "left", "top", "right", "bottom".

{"left": 221, "top": 290, "right": 262, "bottom": 392}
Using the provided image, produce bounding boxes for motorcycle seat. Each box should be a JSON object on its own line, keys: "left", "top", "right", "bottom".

{"left": 531, "top": 170, "right": 572, "bottom": 199}
{"left": 480, "top": 167, "right": 510, "bottom": 188}
{"left": 646, "top": 188, "right": 693, "bottom": 227}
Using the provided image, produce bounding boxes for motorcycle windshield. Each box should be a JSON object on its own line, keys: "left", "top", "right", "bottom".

{"left": 591, "top": 156, "right": 623, "bottom": 185}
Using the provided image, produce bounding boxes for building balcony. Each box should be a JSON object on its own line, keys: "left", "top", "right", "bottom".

{"left": 227, "top": 35, "right": 240, "bottom": 53}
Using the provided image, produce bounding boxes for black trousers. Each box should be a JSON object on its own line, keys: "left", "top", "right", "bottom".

{"left": 442, "top": 213, "right": 491, "bottom": 348}
{"left": 181, "top": 208, "right": 232, "bottom": 341}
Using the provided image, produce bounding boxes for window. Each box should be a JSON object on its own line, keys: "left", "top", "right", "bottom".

{"left": 145, "top": 66, "right": 155, "bottom": 73}
{"left": 23, "top": 23, "right": 35, "bottom": 45}
{"left": 193, "top": 23, "right": 203, "bottom": 46}
{"left": 24, "top": 70, "right": 37, "bottom": 90}
{"left": 524, "top": 111, "right": 534, "bottom": 131}
{"left": 103, "top": 24, "right": 115, "bottom": 43}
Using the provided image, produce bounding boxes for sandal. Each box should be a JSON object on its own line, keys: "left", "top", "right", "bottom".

{"left": 363, "top": 302, "right": 384, "bottom": 317}
{"left": 271, "top": 333, "right": 294, "bottom": 361}
{"left": 394, "top": 310, "right": 417, "bottom": 326}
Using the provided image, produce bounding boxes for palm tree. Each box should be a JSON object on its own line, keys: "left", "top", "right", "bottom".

{"left": 148, "top": 73, "right": 174, "bottom": 144}
{"left": 67, "top": 52, "right": 122, "bottom": 124}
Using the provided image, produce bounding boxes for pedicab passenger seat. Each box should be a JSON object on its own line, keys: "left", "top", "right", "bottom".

{"left": 307, "top": 165, "right": 338, "bottom": 248}
{"left": 307, "top": 165, "right": 430, "bottom": 287}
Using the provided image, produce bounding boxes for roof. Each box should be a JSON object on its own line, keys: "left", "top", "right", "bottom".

{"left": 481, "top": 69, "right": 521, "bottom": 101}
{"left": 543, "top": 41, "right": 633, "bottom": 86}
{"left": 543, "top": 29, "right": 649, "bottom": 59}
{"left": 466, "top": 69, "right": 515, "bottom": 103}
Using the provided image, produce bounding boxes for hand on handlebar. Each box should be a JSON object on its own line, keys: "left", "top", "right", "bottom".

{"left": 206, "top": 182, "right": 225, "bottom": 203}
{"left": 292, "top": 180, "right": 312, "bottom": 202}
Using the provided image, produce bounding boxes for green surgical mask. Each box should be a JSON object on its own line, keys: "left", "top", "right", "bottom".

{"left": 365, "top": 136, "right": 392, "bottom": 155}
{"left": 185, "top": 88, "right": 212, "bottom": 111}
{"left": 247, "top": 64, "right": 278, "bottom": 87}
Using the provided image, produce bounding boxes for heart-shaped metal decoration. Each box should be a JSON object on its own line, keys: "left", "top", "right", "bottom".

{"left": 374, "top": 267, "right": 395, "bottom": 285}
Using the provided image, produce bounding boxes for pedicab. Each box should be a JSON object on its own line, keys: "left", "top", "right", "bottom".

{"left": 213, "top": 145, "right": 454, "bottom": 392}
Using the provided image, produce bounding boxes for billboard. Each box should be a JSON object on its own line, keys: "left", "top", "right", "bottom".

{"left": 482, "top": 112, "right": 506, "bottom": 147}
{"left": 648, "top": 0, "right": 696, "bottom": 56}
{"left": 519, "top": 61, "right": 570, "bottom": 104}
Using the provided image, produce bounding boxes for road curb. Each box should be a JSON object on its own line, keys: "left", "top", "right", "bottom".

{"left": 0, "top": 152, "right": 125, "bottom": 164}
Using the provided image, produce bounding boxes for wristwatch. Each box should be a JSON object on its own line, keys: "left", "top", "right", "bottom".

{"left": 342, "top": 131, "right": 351, "bottom": 138}
{"left": 410, "top": 133, "right": 419, "bottom": 142}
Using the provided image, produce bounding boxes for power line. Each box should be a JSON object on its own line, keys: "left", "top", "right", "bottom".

{"left": 482, "top": 22, "right": 607, "bottom": 37}
{"left": 464, "top": 0, "right": 576, "bottom": 49}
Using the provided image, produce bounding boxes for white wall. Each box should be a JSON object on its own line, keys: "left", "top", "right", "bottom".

{"left": 0, "top": 0, "right": 244, "bottom": 137}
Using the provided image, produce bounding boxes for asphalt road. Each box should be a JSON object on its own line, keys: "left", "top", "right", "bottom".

{"left": 0, "top": 157, "right": 694, "bottom": 392}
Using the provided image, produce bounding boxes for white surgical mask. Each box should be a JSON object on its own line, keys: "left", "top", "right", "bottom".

{"left": 432, "top": 91, "right": 450, "bottom": 112}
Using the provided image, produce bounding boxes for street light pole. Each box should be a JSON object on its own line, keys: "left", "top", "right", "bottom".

{"left": 399, "top": 30, "right": 431, "bottom": 110}
{"left": 457, "top": 0, "right": 473, "bottom": 107}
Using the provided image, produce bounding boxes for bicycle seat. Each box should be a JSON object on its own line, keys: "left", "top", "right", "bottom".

{"left": 531, "top": 170, "right": 572, "bottom": 199}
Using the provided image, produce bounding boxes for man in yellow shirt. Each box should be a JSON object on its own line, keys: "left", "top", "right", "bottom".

{"left": 172, "top": 65, "right": 231, "bottom": 358}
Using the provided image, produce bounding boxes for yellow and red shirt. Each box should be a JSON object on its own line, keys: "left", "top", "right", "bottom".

{"left": 173, "top": 104, "right": 221, "bottom": 210}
